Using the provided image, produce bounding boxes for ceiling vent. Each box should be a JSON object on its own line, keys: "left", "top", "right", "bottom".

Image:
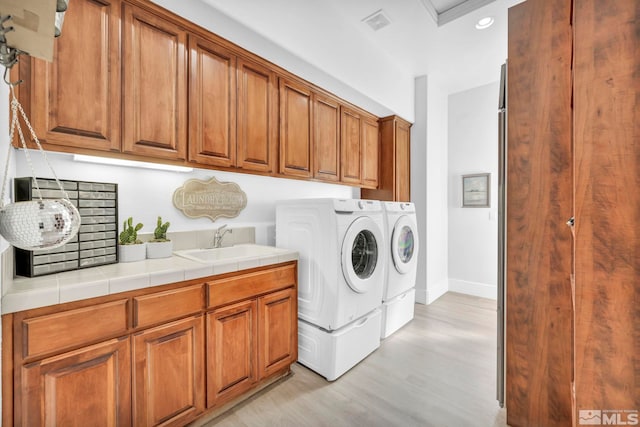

{"left": 362, "top": 9, "right": 391, "bottom": 31}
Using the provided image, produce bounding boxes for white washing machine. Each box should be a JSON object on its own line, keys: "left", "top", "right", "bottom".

{"left": 276, "top": 199, "right": 386, "bottom": 380}
{"left": 380, "top": 201, "right": 419, "bottom": 339}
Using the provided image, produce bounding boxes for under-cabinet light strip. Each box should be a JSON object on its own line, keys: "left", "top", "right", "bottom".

{"left": 73, "top": 154, "right": 193, "bottom": 173}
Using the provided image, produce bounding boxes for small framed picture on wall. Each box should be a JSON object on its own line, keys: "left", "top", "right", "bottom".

{"left": 462, "top": 173, "right": 490, "bottom": 208}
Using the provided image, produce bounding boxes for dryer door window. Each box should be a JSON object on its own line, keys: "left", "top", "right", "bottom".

{"left": 351, "top": 229, "right": 378, "bottom": 280}
{"left": 341, "top": 216, "right": 383, "bottom": 293}
{"left": 391, "top": 215, "right": 419, "bottom": 274}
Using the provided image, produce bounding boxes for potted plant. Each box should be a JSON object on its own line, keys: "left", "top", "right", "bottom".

{"left": 118, "top": 217, "right": 145, "bottom": 263}
{"left": 146, "top": 216, "right": 172, "bottom": 259}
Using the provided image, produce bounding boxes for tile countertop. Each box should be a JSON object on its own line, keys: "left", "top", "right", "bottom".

{"left": 2, "top": 244, "right": 298, "bottom": 314}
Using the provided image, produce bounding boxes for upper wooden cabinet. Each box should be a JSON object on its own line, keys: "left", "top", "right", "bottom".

{"left": 362, "top": 115, "right": 411, "bottom": 201}
{"left": 340, "top": 106, "right": 362, "bottom": 185}
{"left": 313, "top": 94, "right": 341, "bottom": 182}
{"left": 29, "top": 0, "right": 121, "bottom": 152}
{"left": 279, "top": 79, "right": 313, "bottom": 178}
{"left": 122, "top": 3, "right": 188, "bottom": 160}
{"left": 13, "top": 0, "right": 386, "bottom": 189}
{"left": 361, "top": 116, "right": 379, "bottom": 189}
{"left": 237, "top": 57, "right": 278, "bottom": 173}
{"left": 188, "top": 35, "right": 237, "bottom": 168}
{"left": 340, "top": 106, "right": 379, "bottom": 188}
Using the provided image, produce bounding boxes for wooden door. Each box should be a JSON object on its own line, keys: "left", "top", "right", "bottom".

{"left": 279, "top": 79, "right": 313, "bottom": 178}
{"left": 257, "top": 288, "right": 297, "bottom": 380}
{"left": 395, "top": 119, "right": 411, "bottom": 202}
{"left": 573, "top": 0, "right": 640, "bottom": 416}
{"left": 506, "top": 1, "right": 573, "bottom": 426}
{"left": 30, "top": 0, "right": 121, "bottom": 152}
{"left": 340, "top": 106, "right": 362, "bottom": 185}
{"left": 207, "top": 299, "right": 257, "bottom": 408}
{"left": 237, "top": 57, "right": 277, "bottom": 173}
{"left": 313, "top": 94, "right": 340, "bottom": 182}
{"left": 20, "top": 337, "right": 131, "bottom": 426}
{"left": 361, "top": 116, "right": 379, "bottom": 189}
{"left": 188, "top": 36, "right": 236, "bottom": 168}
{"left": 133, "top": 316, "right": 204, "bottom": 427}
{"left": 122, "top": 4, "right": 187, "bottom": 160}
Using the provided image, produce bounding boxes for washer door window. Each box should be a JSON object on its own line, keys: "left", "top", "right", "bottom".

{"left": 341, "top": 216, "right": 383, "bottom": 293}
{"left": 391, "top": 215, "right": 418, "bottom": 274}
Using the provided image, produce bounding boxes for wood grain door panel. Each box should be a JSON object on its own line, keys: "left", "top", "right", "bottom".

{"left": 313, "top": 94, "right": 340, "bottom": 182}
{"left": 31, "top": 0, "right": 121, "bottom": 152}
{"left": 340, "top": 107, "right": 362, "bottom": 184}
{"left": 361, "top": 117, "right": 379, "bottom": 189}
{"left": 237, "top": 58, "right": 277, "bottom": 172}
{"left": 258, "top": 287, "right": 297, "bottom": 379}
{"left": 573, "top": 0, "right": 640, "bottom": 415}
{"left": 207, "top": 300, "right": 258, "bottom": 408}
{"left": 20, "top": 337, "right": 131, "bottom": 427}
{"left": 133, "top": 316, "right": 204, "bottom": 427}
{"left": 188, "top": 36, "right": 237, "bottom": 167}
{"left": 395, "top": 120, "right": 411, "bottom": 201}
{"left": 123, "top": 4, "right": 187, "bottom": 160}
{"left": 279, "top": 79, "right": 313, "bottom": 177}
{"left": 506, "top": 1, "right": 573, "bottom": 426}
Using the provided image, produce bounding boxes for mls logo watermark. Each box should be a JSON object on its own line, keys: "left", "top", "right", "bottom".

{"left": 579, "top": 409, "right": 639, "bottom": 425}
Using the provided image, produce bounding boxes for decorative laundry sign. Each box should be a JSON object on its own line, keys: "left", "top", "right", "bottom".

{"left": 173, "top": 177, "right": 247, "bottom": 221}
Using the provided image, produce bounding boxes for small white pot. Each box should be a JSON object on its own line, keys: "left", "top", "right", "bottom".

{"left": 118, "top": 243, "right": 146, "bottom": 263}
{"left": 146, "top": 240, "right": 173, "bottom": 259}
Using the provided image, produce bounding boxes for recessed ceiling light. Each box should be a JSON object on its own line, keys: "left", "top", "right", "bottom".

{"left": 362, "top": 9, "right": 391, "bottom": 32}
{"left": 475, "top": 16, "right": 494, "bottom": 30}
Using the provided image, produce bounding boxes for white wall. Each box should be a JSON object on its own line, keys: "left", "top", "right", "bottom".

{"left": 447, "top": 82, "right": 499, "bottom": 299}
{"left": 15, "top": 152, "right": 357, "bottom": 246}
{"left": 412, "top": 74, "right": 449, "bottom": 305}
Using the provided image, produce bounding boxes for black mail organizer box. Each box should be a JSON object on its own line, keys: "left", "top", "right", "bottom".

{"left": 14, "top": 177, "right": 119, "bottom": 277}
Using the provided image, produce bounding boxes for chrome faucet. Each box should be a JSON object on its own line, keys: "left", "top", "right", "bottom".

{"left": 213, "top": 224, "right": 232, "bottom": 248}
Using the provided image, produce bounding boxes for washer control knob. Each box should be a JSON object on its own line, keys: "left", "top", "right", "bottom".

{"left": 358, "top": 201, "right": 364, "bottom": 209}
{"left": 400, "top": 204, "right": 406, "bottom": 210}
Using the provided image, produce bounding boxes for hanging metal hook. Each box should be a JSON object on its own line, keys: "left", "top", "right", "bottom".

{"left": 3, "top": 64, "right": 22, "bottom": 86}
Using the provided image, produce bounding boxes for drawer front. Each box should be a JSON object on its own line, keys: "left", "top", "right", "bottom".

{"left": 208, "top": 264, "right": 296, "bottom": 308}
{"left": 22, "top": 299, "right": 129, "bottom": 359}
{"left": 134, "top": 284, "right": 204, "bottom": 328}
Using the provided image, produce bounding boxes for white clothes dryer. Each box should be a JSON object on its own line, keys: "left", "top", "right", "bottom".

{"left": 276, "top": 198, "right": 387, "bottom": 380}
{"left": 381, "top": 201, "right": 419, "bottom": 338}
{"left": 276, "top": 198, "right": 386, "bottom": 331}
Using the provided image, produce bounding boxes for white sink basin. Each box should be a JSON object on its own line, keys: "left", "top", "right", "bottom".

{"left": 174, "top": 244, "right": 289, "bottom": 264}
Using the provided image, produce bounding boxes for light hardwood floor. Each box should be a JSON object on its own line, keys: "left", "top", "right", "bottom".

{"left": 204, "top": 292, "right": 507, "bottom": 427}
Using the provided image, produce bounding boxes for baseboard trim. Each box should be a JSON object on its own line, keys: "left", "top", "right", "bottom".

{"left": 426, "top": 279, "right": 448, "bottom": 304}
{"left": 448, "top": 278, "right": 497, "bottom": 300}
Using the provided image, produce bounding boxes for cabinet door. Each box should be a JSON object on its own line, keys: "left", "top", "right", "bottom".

{"left": 133, "top": 316, "right": 204, "bottom": 427}
{"left": 279, "top": 79, "right": 313, "bottom": 178}
{"left": 361, "top": 116, "right": 379, "bottom": 189}
{"left": 340, "top": 107, "right": 362, "bottom": 185}
{"left": 237, "top": 58, "right": 277, "bottom": 173}
{"left": 313, "top": 94, "right": 340, "bottom": 182}
{"left": 395, "top": 120, "right": 411, "bottom": 202}
{"left": 123, "top": 4, "right": 187, "bottom": 160}
{"left": 31, "top": 0, "right": 121, "bottom": 152}
{"left": 188, "top": 36, "right": 236, "bottom": 167}
{"left": 20, "top": 337, "right": 131, "bottom": 427}
{"left": 258, "top": 287, "right": 297, "bottom": 379}
{"left": 207, "top": 299, "right": 257, "bottom": 408}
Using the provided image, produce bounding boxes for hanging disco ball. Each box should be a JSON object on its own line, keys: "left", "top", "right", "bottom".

{"left": 0, "top": 199, "right": 80, "bottom": 250}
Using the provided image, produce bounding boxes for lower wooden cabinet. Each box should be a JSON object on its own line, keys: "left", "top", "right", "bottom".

{"left": 133, "top": 316, "right": 205, "bottom": 426}
{"left": 20, "top": 337, "right": 131, "bottom": 426}
{"left": 258, "top": 287, "right": 297, "bottom": 379}
{"left": 207, "top": 299, "right": 258, "bottom": 407}
{"left": 3, "top": 262, "right": 297, "bottom": 426}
